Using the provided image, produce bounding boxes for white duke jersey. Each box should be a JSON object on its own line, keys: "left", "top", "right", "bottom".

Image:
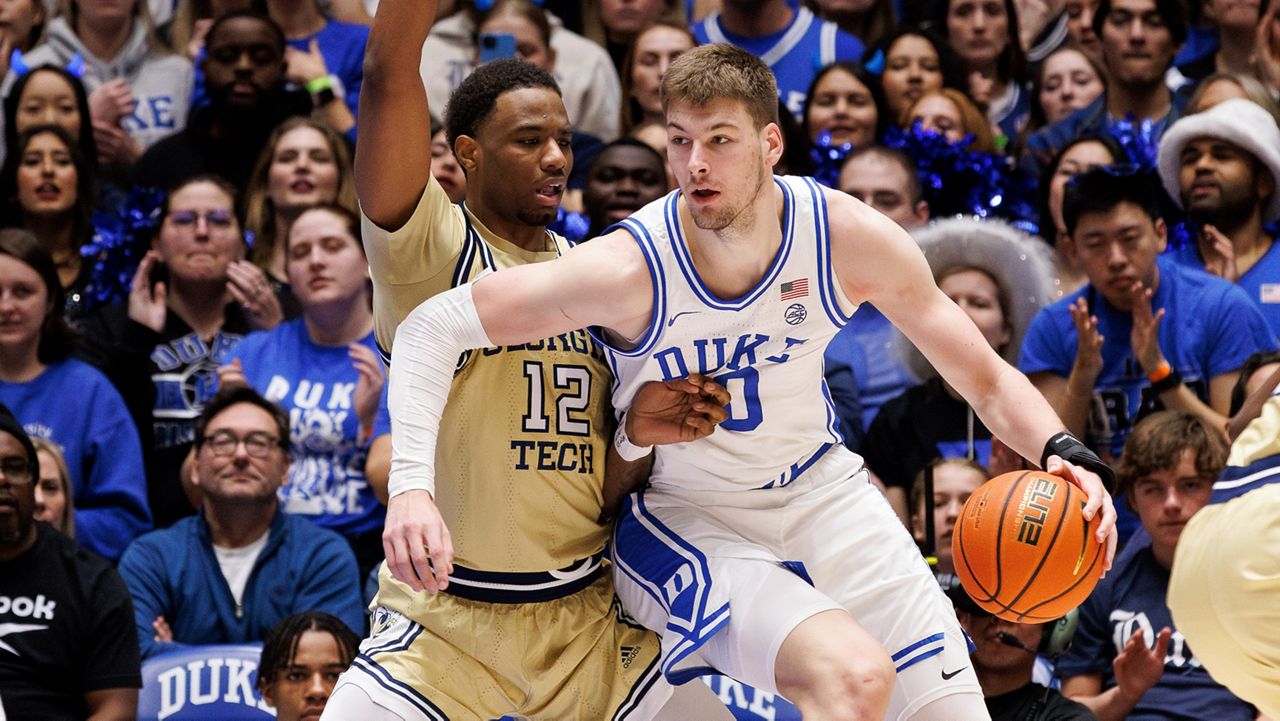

{"left": 593, "top": 176, "right": 863, "bottom": 493}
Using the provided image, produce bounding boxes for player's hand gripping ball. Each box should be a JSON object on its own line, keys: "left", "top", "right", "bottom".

{"left": 952, "top": 470, "right": 1104, "bottom": 622}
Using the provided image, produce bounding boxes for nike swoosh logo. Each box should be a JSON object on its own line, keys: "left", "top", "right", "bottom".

{"left": 941, "top": 667, "right": 968, "bottom": 680}
{"left": 667, "top": 310, "right": 700, "bottom": 327}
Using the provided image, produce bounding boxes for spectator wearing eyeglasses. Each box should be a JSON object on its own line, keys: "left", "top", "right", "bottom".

{"left": 78, "top": 175, "right": 282, "bottom": 529}
{"left": 0, "top": 402, "right": 141, "bottom": 721}
{"left": 117, "top": 385, "right": 363, "bottom": 660}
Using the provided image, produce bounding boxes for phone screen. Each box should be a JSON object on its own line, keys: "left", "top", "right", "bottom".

{"left": 479, "top": 32, "right": 518, "bottom": 64}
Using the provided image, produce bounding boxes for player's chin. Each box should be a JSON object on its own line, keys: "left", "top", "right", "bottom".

{"left": 518, "top": 206, "right": 559, "bottom": 227}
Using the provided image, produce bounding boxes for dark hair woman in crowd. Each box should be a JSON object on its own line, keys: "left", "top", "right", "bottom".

{"left": 935, "top": 0, "right": 1029, "bottom": 141}
{"left": 0, "top": 125, "right": 97, "bottom": 320}
{"left": 3, "top": 65, "right": 97, "bottom": 171}
{"left": 802, "top": 61, "right": 888, "bottom": 151}
{"left": 806, "top": 0, "right": 896, "bottom": 47}
{"left": 868, "top": 26, "right": 967, "bottom": 125}
{"left": 1027, "top": 41, "right": 1105, "bottom": 132}
{"left": 0, "top": 228, "right": 148, "bottom": 561}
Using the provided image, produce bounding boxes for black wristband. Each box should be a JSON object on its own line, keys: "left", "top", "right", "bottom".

{"left": 1041, "top": 431, "right": 1116, "bottom": 493}
{"left": 1148, "top": 369, "right": 1183, "bottom": 395}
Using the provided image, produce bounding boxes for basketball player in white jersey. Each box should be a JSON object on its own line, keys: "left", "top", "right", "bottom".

{"left": 385, "top": 44, "right": 1119, "bottom": 720}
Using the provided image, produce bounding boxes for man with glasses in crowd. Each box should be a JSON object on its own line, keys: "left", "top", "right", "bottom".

{"left": 0, "top": 403, "right": 141, "bottom": 720}
{"left": 117, "top": 386, "right": 364, "bottom": 659}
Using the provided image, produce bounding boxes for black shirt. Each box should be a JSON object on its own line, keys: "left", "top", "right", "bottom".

{"left": 0, "top": 524, "right": 141, "bottom": 720}
{"left": 987, "top": 683, "right": 1099, "bottom": 721}
{"left": 861, "top": 376, "right": 993, "bottom": 491}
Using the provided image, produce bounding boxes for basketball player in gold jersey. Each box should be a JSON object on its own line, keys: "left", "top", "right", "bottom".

{"left": 321, "top": 0, "right": 734, "bottom": 717}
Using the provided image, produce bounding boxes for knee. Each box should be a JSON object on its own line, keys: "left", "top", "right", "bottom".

{"left": 783, "top": 648, "right": 895, "bottom": 717}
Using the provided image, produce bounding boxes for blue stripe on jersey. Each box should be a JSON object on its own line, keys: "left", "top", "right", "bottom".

{"left": 351, "top": 655, "right": 450, "bottom": 720}
{"left": 892, "top": 633, "right": 947, "bottom": 673}
{"left": 758, "top": 442, "right": 836, "bottom": 489}
{"left": 804, "top": 177, "right": 851, "bottom": 327}
{"left": 587, "top": 217, "right": 668, "bottom": 359}
{"left": 665, "top": 178, "right": 797, "bottom": 311}
{"left": 1212, "top": 452, "right": 1280, "bottom": 503}
{"left": 612, "top": 494, "right": 731, "bottom": 683}
{"left": 819, "top": 378, "right": 843, "bottom": 444}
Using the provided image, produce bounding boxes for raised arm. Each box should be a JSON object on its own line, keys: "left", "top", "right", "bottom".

{"left": 355, "top": 0, "right": 436, "bottom": 228}
{"left": 826, "top": 190, "right": 1117, "bottom": 566}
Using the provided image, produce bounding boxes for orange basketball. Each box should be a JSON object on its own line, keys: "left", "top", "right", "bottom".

{"left": 952, "top": 470, "right": 1104, "bottom": 622}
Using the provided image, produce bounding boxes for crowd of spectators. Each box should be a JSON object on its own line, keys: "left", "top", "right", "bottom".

{"left": 0, "top": 0, "right": 1278, "bottom": 717}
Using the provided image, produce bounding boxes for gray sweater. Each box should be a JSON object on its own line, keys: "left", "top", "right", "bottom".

{"left": 14, "top": 17, "right": 193, "bottom": 151}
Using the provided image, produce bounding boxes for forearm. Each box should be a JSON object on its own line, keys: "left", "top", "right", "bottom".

{"left": 1155, "top": 385, "right": 1228, "bottom": 439}
{"left": 970, "top": 364, "right": 1068, "bottom": 467}
{"left": 1051, "top": 370, "right": 1097, "bottom": 439}
{"left": 600, "top": 445, "right": 652, "bottom": 523}
{"left": 388, "top": 285, "right": 493, "bottom": 498}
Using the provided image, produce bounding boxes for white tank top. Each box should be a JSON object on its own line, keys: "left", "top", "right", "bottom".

{"left": 595, "top": 176, "right": 863, "bottom": 492}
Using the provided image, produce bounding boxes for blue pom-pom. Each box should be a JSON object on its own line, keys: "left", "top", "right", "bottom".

{"left": 809, "top": 131, "right": 854, "bottom": 190}
{"left": 81, "top": 186, "right": 165, "bottom": 311}
{"left": 882, "top": 122, "right": 1038, "bottom": 234}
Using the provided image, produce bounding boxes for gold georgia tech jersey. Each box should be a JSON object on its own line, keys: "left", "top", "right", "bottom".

{"left": 362, "top": 175, "right": 611, "bottom": 573}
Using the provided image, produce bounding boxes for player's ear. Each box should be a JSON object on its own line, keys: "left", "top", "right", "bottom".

{"left": 455, "top": 135, "right": 480, "bottom": 175}
{"left": 761, "top": 121, "right": 783, "bottom": 167}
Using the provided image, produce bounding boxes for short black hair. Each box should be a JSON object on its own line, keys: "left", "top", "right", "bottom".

{"left": 1093, "top": 0, "right": 1189, "bottom": 46}
{"left": 194, "top": 386, "right": 290, "bottom": 454}
{"left": 205, "top": 9, "right": 287, "bottom": 55}
{"left": 443, "top": 59, "right": 561, "bottom": 147}
{"left": 258, "top": 612, "right": 360, "bottom": 691}
{"left": 588, "top": 137, "right": 665, "bottom": 175}
{"left": 1061, "top": 165, "right": 1163, "bottom": 238}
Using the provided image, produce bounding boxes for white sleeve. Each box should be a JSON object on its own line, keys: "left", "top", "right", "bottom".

{"left": 387, "top": 283, "right": 494, "bottom": 499}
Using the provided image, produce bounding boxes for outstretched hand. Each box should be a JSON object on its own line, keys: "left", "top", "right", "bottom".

{"left": 627, "top": 373, "right": 731, "bottom": 447}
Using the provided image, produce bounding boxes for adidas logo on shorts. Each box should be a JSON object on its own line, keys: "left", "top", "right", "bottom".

{"left": 620, "top": 645, "right": 640, "bottom": 669}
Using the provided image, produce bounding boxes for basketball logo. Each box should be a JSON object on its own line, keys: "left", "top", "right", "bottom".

{"left": 784, "top": 304, "right": 807, "bottom": 325}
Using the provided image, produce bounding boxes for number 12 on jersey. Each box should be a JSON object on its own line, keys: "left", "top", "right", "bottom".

{"left": 521, "top": 361, "right": 592, "bottom": 436}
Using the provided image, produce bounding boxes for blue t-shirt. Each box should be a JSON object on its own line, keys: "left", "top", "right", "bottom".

{"left": 693, "top": 7, "right": 863, "bottom": 119}
{"left": 1167, "top": 237, "right": 1280, "bottom": 341}
{"left": 1056, "top": 540, "right": 1256, "bottom": 720}
{"left": 1019, "top": 257, "right": 1276, "bottom": 458}
{"left": 286, "top": 19, "right": 367, "bottom": 140}
{"left": 0, "top": 359, "right": 150, "bottom": 561}
{"left": 231, "top": 320, "right": 386, "bottom": 537}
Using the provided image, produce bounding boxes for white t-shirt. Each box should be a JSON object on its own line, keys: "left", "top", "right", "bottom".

{"left": 213, "top": 531, "right": 270, "bottom": 608}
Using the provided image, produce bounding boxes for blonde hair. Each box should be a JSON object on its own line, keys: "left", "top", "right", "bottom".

{"left": 32, "top": 437, "right": 74, "bottom": 539}
{"left": 244, "top": 118, "right": 357, "bottom": 271}
{"left": 661, "top": 43, "right": 779, "bottom": 130}
{"left": 1187, "top": 72, "right": 1280, "bottom": 128}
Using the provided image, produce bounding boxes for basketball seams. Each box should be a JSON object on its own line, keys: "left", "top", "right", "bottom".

{"left": 1004, "top": 476, "right": 1074, "bottom": 621}
{"left": 1021, "top": 497, "right": 1105, "bottom": 620}
{"left": 957, "top": 470, "right": 1032, "bottom": 605}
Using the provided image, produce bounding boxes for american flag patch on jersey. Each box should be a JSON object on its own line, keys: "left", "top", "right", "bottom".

{"left": 780, "top": 278, "right": 809, "bottom": 300}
